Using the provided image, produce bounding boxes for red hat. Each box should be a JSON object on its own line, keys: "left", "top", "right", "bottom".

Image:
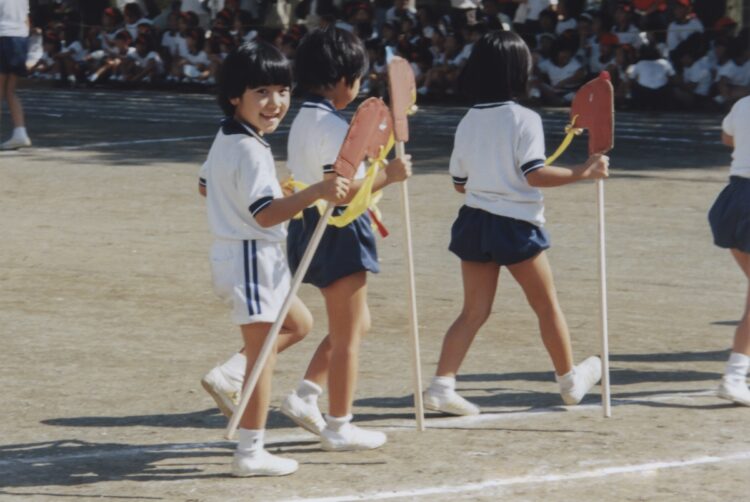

{"left": 599, "top": 33, "right": 620, "bottom": 46}
{"left": 714, "top": 17, "right": 737, "bottom": 30}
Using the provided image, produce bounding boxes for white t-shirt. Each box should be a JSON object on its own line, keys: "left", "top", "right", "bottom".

{"left": 627, "top": 59, "right": 675, "bottom": 89}
{"left": 449, "top": 101, "right": 546, "bottom": 226}
{"left": 287, "top": 96, "right": 365, "bottom": 188}
{"left": 613, "top": 25, "right": 645, "bottom": 48}
{"left": 182, "top": 49, "right": 210, "bottom": 66}
{"left": 667, "top": 17, "right": 703, "bottom": 51}
{"left": 514, "top": 0, "right": 558, "bottom": 23}
{"left": 683, "top": 55, "right": 712, "bottom": 96}
{"left": 61, "top": 40, "right": 88, "bottom": 62}
{"left": 539, "top": 58, "right": 582, "bottom": 87}
{"left": 722, "top": 96, "right": 750, "bottom": 178}
{"left": 129, "top": 50, "right": 163, "bottom": 72}
{"left": 161, "top": 31, "right": 187, "bottom": 57}
{"left": 555, "top": 18, "right": 577, "bottom": 35}
{"left": 0, "top": 0, "right": 29, "bottom": 37}
{"left": 716, "top": 60, "right": 750, "bottom": 87}
{"left": 201, "top": 118, "right": 286, "bottom": 242}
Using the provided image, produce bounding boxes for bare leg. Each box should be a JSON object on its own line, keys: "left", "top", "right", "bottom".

{"left": 730, "top": 249, "right": 750, "bottom": 355}
{"left": 435, "top": 261, "right": 500, "bottom": 377}
{"left": 322, "top": 271, "right": 368, "bottom": 417}
{"left": 507, "top": 252, "right": 574, "bottom": 376}
{"left": 5, "top": 74, "right": 25, "bottom": 128}
{"left": 238, "top": 322, "right": 276, "bottom": 430}
{"left": 302, "top": 335, "right": 332, "bottom": 387}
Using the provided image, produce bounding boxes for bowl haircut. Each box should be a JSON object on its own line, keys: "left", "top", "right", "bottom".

{"left": 217, "top": 41, "right": 293, "bottom": 116}
{"left": 294, "top": 27, "right": 368, "bottom": 92}
{"left": 459, "top": 30, "right": 532, "bottom": 104}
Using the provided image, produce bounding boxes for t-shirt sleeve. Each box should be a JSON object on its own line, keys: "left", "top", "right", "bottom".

{"left": 517, "top": 111, "right": 546, "bottom": 176}
{"left": 722, "top": 103, "right": 736, "bottom": 136}
{"left": 320, "top": 118, "right": 348, "bottom": 174}
{"left": 449, "top": 123, "right": 467, "bottom": 185}
{"left": 199, "top": 161, "right": 209, "bottom": 187}
{"left": 238, "top": 150, "right": 278, "bottom": 218}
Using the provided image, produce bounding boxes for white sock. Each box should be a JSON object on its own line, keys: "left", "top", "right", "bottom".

{"left": 220, "top": 352, "right": 247, "bottom": 385}
{"left": 556, "top": 369, "right": 576, "bottom": 394}
{"left": 12, "top": 127, "right": 28, "bottom": 140}
{"left": 325, "top": 414, "right": 352, "bottom": 432}
{"left": 429, "top": 376, "right": 456, "bottom": 395}
{"left": 236, "top": 428, "right": 264, "bottom": 457}
{"left": 296, "top": 379, "right": 323, "bottom": 404}
{"left": 724, "top": 352, "right": 750, "bottom": 385}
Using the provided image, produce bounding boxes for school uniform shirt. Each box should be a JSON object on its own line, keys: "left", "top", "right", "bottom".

{"left": 683, "top": 55, "right": 712, "bottom": 96}
{"left": 450, "top": 101, "right": 547, "bottom": 226}
{"left": 555, "top": 18, "right": 577, "bottom": 35}
{"left": 539, "top": 58, "right": 582, "bottom": 87}
{"left": 99, "top": 30, "right": 119, "bottom": 55}
{"left": 182, "top": 49, "right": 210, "bottom": 67}
{"left": 723, "top": 96, "right": 750, "bottom": 179}
{"left": 716, "top": 60, "right": 750, "bottom": 87}
{"left": 61, "top": 40, "right": 88, "bottom": 62}
{"left": 0, "top": 0, "right": 29, "bottom": 37}
{"left": 161, "top": 31, "right": 186, "bottom": 57}
{"left": 626, "top": 59, "right": 674, "bottom": 89}
{"left": 287, "top": 96, "right": 365, "bottom": 187}
{"left": 613, "top": 25, "right": 645, "bottom": 48}
{"left": 667, "top": 17, "right": 703, "bottom": 52}
{"left": 200, "top": 117, "right": 286, "bottom": 242}
{"left": 129, "top": 50, "right": 164, "bottom": 73}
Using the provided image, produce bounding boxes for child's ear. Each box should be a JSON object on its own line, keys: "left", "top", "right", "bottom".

{"left": 230, "top": 96, "right": 240, "bottom": 106}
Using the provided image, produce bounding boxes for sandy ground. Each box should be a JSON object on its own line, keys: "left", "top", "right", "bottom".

{"left": 1, "top": 88, "right": 749, "bottom": 501}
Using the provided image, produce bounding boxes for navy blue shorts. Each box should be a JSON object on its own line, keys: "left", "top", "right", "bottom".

{"left": 449, "top": 206, "right": 550, "bottom": 265}
{"left": 287, "top": 206, "right": 380, "bottom": 289}
{"left": 0, "top": 37, "right": 28, "bottom": 76}
{"left": 709, "top": 176, "right": 750, "bottom": 253}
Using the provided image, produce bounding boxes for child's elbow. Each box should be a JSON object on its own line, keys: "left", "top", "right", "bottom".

{"left": 453, "top": 183, "right": 466, "bottom": 193}
{"left": 254, "top": 211, "right": 275, "bottom": 228}
{"left": 525, "top": 170, "right": 544, "bottom": 187}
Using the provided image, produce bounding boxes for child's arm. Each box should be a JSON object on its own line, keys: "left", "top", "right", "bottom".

{"left": 723, "top": 133, "right": 734, "bottom": 147}
{"left": 325, "top": 155, "right": 412, "bottom": 205}
{"left": 254, "top": 176, "right": 351, "bottom": 228}
{"left": 526, "top": 154, "right": 609, "bottom": 188}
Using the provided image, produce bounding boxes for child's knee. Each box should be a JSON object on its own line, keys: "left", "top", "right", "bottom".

{"left": 459, "top": 304, "right": 492, "bottom": 328}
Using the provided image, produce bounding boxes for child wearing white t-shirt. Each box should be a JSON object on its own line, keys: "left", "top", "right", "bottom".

{"left": 626, "top": 44, "right": 675, "bottom": 109}
{"left": 423, "top": 31, "right": 608, "bottom": 416}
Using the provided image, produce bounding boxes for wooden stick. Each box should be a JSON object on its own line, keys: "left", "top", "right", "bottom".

{"left": 395, "top": 141, "right": 425, "bottom": 431}
{"left": 597, "top": 179, "right": 612, "bottom": 418}
{"left": 225, "top": 204, "right": 336, "bottom": 439}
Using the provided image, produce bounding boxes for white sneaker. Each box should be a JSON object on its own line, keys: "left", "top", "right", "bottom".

{"left": 1, "top": 136, "right": 31, "bottom": 150}
{"left": 321, "top": 422, "right": 387, "bottom": 451}
{"left": 231, "top": 449, "right": 298, "bottom": 477}
{"left": 717, "top": 380, "right": 750, "bottom": 406}
{"left": 201, "top": 366, "right": 240, "bottom": 418}
{"left": 559, "top": 356, "right": 602, "bottom": 405}
{"left": 280, "top": 392, "right": 326, "bottom": 435}
{"left": 423, "top": 388, "right": 480, "bottom": 416}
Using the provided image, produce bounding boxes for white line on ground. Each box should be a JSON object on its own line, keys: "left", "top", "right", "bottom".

{"left": 60, "top": 135, "right": 215, "bottom": 150}
{"left": 289, "top": 449, "right": 750, "bottom": 502}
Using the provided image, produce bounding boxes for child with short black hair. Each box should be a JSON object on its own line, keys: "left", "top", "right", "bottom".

{"left": 423, "top": 31, "right": 607, "bottom": 416}
{"left": 201, "top": 41, "right": 350, "bottom": 476}
{"left": 626, "top": 43, "right": 675, "bottom": 109}
{"left": 710, "top": 95, "right": 750, "bottom": 407}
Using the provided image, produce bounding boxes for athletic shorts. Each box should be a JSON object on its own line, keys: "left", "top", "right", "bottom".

{"left": 210, "top": 239, "right": 290, "bottom": 325}
{"left": 0, "top": 37, "right": 29, "bottom": 76}
{"left": 709, "top": 176, "right": 750, "bottom": 253}
{"left": 449, "top": 205, "right": 550, "bottom": 266}
{"left": 287, "top": 206, "right": 379, "bottom": 289}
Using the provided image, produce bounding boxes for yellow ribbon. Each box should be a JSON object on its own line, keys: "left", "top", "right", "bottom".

{"left": 281, "top": 133, "right": 396, "bottom": 230}
{"left": 545, "top": 115, "right": 583, "bottom": 166}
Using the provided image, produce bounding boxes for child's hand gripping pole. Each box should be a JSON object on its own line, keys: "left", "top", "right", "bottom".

{"left": 570, "top": 72, "right": 615, "bottom": 418}
{"left": 225, "top": 98, "right": 394, "bottom": 440}
{"left": 388, "top": 56, "right": 425, "bottom": 432}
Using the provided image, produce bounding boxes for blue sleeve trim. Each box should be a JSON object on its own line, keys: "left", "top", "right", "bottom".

{"left": 323, "top": 164, "right": 335, "bottom": 174}
{"left": 199, "top": 177, "right": 207, "bottom": 187}
{"left": 249, "top": 196, "right": 274, "bottom": 216}
{"left": 452, "top": 176, "right": 468, "bottom": 185}
{"left": 521, "top": 159, "right": 546, "bottom": 175}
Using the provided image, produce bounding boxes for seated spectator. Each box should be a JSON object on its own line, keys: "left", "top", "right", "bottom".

{"left": 673, "top": 34, "right": 712, "bottom": 107}
{"left": 513, "top": 0, "right": 558, "bottom": 35}
{"left": 667, "top": 0, "right": 703, "bottom": 53}
{"left": 626, "top": 44, "right": 675, "bottom": 109}
{"left": 555, "top": 0, "right": 577, "bottom": 35}
{"left": 124, "top": 2, "right": 147, "bottom": 40}
{"left": 537, "top": 8, "right": 557, "bottom": 36}
{"left": 122, "top": 33, "right": 164, "bottom": 82}
{"left": 89, "top": 30, "right": 136, "bottom": 83}
{"left": 418, "top": 31, "right": 466, "bottom": 98}
{"left": 160, "top": 9, "right": 185, "bottom": 74}
{"left": 57, "top": 22, "right": 88, "bottom": 85}
{"left": 613, "top": 2, "right": 645, "bottom": 49}
{"left": 99, "top": 7, "right": 124, "bottom": 56}
{"left": 632, "top": 0, "right": 667, "bottom": 31}
{"left": 29, "top": 31, "right": 62, "bottom": 80}
{"left": 715, "top": 29, "right": 750, "bottom": 106}
{"left": 535, "top": 37, "right": 586, "bottom": 104}
{"left": 170, "top": 27, "right": 211, "bottom": 83}
{"left": 590, "top": 32, "right": 618, "bottom": 76}
{"left": 233, "top": 10, "right": 258, "bottom": 44}
{"left": 386, "top": 0, "right": 417, "bottom": 26}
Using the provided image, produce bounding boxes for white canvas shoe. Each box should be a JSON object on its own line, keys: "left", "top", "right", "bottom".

{"left": 1, "top": 136, "right": 31, "bottom": 150}
{"left": 201, "top": 366, "right": 240, "bottom": 418}
{"left": 231, "top": 450, "right": 298, "bottom": 477}
{"left": 559, "top": 356, "right": 602, "bottom": 405}
{"left": 423, "top": 388, "right": 480, "bottom": 416}
{"left": 717, "top": 380, "right": 750, "bottom": 407}
{"left": 321, "top": 422, "right": 387, "bottom": 451}
{"left": 280, "top": 391, "right": 326, "bottom": 435}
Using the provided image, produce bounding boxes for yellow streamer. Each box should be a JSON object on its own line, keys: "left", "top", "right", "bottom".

{"left": 545, "top": 115, "right": 583, "bottom": 166}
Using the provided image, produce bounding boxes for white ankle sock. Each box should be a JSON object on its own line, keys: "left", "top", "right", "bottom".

{"left": 325, "top": 414, "right": 352, "bottom": 431}
{"left": 237, "top": 428, "right": 264, "bottom": 456}
{"left": 430, "top": 376, "right": 456, "bottom": 394}
{"left": 724, "top": 352, "right": 750, "bottom": 385}
{"left": 556, "top": 369, "right": 576, "bottom": 393}
{"left": 296, "top": 379, "right": 323, "bottom": 403}
{"left": 12, "top": 127, "right": 28, "bottom": 140}
{"left": 221, "top": 352, "right": 247, "bottom": 384}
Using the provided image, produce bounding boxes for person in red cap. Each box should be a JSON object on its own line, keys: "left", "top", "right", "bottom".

{"left": 667, "top": 0, "right": 703, "bottom": 52}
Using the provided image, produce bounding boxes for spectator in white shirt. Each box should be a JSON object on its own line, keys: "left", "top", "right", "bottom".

{"left": 536, "top": 39, "right": 586, "bottom": 105}
{"left": 626, "top": 44, "right": 675, "bottom": 109}
{"left": 613, "top": 3, "right": 645, "bottom": 49}
{"left": 674, "top": 34, "right": 712, "bottom": 107}
{"left": 715, "top": 30, "right": 750, "bottom": 107}
{"left": 666, "top": 0, "right": 703, "bottom": 53}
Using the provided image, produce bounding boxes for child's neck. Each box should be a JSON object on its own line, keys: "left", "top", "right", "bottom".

{"left": 308, "top": 86, "right": 336, "bottom": 103}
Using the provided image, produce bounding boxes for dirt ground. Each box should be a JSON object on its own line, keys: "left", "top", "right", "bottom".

{"left": 1, "top": 88, "right": 749, "bottom": 501}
